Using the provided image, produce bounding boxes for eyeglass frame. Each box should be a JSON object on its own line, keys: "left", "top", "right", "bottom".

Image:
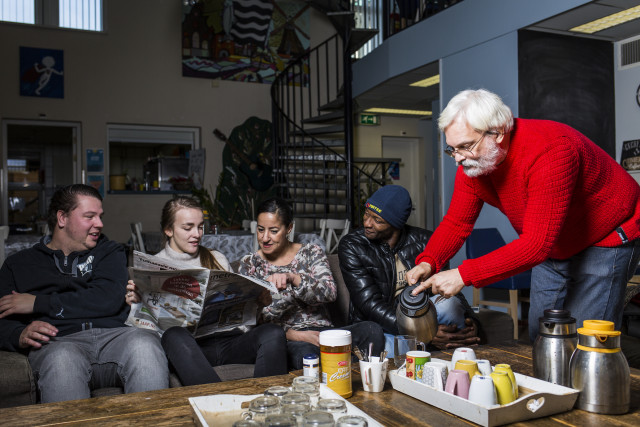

{"left": 443, "top": 130, "right": 501, "bottom": 158}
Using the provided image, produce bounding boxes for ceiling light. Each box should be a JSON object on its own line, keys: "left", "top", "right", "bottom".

{"left": 410, "top": 75, "right": 440, "bottom": 87}
{"left": 365, "top": 108, "right": 432, "bottom": 116}
{"left": 570, "top": 5, "right": 640, "bottom": 34}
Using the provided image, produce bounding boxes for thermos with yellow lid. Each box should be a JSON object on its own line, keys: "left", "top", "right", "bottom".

{"left": 569, "top": 320, "right": 629, "bottom": 414}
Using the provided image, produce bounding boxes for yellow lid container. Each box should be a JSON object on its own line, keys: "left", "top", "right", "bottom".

{"left": 577, "top": 320, "right": 621, "bottom": 352}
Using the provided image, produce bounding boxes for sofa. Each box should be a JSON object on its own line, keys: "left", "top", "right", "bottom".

{"left": 0, "top": 254, "right": 513, "bottom": 408}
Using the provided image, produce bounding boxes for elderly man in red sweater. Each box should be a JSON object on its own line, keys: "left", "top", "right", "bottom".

{"left": 407, "top": 88, "right": 640, "bottom": 341}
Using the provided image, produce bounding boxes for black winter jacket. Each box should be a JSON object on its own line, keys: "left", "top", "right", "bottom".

{"left": 338, "top": 225, "right": 475, "bottom": 334}
{"left": 0, "top": 235, "right": 129, "bottom": 352}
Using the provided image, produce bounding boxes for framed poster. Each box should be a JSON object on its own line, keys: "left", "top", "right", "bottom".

{"left": 86, "top": 149, "right": 104, "bottom": 173}
{"left": 20, "top": 46, "right": 64, "bottom": 98}
{"left": 87, "top": 175, "right": 105, "bottom": 198}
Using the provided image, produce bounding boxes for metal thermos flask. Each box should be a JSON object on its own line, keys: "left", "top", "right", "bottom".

{"left": 570, "top": 320, "right": 630, "bottom": 414}
{"left": 395, "top": 285, "right": 438, "bottom": 344}
{"left": 532, "top": 309, "right": 577, "bottom": 386}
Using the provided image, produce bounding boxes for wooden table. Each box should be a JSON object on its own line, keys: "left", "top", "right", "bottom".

{"left": 1, "top": 342, "right": 639, "bottom": 426}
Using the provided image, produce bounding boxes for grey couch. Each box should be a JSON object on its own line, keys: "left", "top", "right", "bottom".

{"left": 0, "top": 254, "right": 512, "bottom": 408}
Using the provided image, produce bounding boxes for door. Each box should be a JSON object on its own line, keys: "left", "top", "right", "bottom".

{"left": 382, "top": 136, "right": 424, "bottom": 228}
{"left": 1, "top": 120, "right": 81, "bottom": 235}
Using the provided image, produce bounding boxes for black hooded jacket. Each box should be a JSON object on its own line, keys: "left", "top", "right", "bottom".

{"left": 338, "top": 225, "right": 475, "bottom": 334}
{"left": 0, "top": 234, "right": 129, "bottom": 352}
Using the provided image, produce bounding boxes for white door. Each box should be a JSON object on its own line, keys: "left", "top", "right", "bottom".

{"left": 382, "top": 136, "right": 423, "bottom": 228}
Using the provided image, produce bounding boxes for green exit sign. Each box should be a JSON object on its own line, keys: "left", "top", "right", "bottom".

{"left": 360, "top": 114, "right": 380, "bottom": 125}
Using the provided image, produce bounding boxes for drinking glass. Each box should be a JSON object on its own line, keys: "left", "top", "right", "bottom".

{"left": 265, "top": 413, "right": 297, "bottom": 427}
{"left": 265, "top": 385, "right": 291, "bottom": 398}
{"left": 302, "top": 410, "right": 336, "bottom": 426}
{"left": 293, "top": 375, "right": 320, "bottom": 392}
{"left": 393, "top": 335, "right": 425, "bottom": 368}
{"left": 336, "top": 415, "right": 369, "bottom": 427}
{"left": 281, "top": 403, "right": 311, "bottom": 425}
{"left": 244, "top": 395, "right": 281, "bottom": 422}
{"left": 292, "top": 382, "right": 320, "bottom": 407}
{"left": 233, "top": 420, "right": 263, "bottom": 427}
{"left": 316, "top": 398, "right": 347, "bottom": 420}
{"left": 281, "top": 392, "right": 311, "bottom": 406}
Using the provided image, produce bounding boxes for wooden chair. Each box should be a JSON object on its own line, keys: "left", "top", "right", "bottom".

{"left": 130, "top": 222, "right": 146, "bottom": 253}
{"left": 319, "top": 219, "right": 350, "bottom": 254}
{"left": 465, "top": 228, "right": 531, "bottom": 340}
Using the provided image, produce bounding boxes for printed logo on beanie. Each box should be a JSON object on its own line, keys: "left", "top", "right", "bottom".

{"left": 366, "top": 202, "right": 382, "bottom": 214}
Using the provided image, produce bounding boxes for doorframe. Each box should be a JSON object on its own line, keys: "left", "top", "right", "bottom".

{"left": 1, "top": 119, "right": 82, "bottom": 225}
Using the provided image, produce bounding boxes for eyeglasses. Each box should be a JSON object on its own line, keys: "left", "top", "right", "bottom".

{"left": 444, "top": 131, "right": 500, "bottom": 158}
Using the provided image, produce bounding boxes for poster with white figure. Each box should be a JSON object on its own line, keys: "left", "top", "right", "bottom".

{"left": 19, "top": 46, "right": 64, "bottom": 98}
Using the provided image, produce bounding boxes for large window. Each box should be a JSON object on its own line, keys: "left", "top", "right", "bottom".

{"left": 0, "top": 0, "right": 103, "bottom": 31}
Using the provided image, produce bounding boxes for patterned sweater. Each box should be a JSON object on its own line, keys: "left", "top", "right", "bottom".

{"left": 416, "top": 118, "right": 640, "bottom": 288}
{"left": 238, "top": 243, "right": 337, "bottom": 331}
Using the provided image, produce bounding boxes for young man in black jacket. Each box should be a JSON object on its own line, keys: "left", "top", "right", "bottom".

{"left": 338, "top": 185, "right": 480, "bottom": 351}
{"left": 0, "top": 184, "right": 168, "bottom": 403}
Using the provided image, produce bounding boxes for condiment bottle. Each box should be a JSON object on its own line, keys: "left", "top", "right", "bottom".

{"left": 319, "top": 330, "right": 352, "bottom": 398}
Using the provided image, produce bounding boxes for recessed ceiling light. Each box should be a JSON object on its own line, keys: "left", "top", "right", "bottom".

{"left": 570, "top": 5, "right": 640, "bottom": 34}
{"left": 364, "top": 108, "right": 432, "bottom": 116}
{"left": 410, "top": 75, "right": 440, "bottom": 87}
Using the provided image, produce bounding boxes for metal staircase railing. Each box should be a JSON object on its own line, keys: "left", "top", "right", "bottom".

{"left": 271, "top": 33, "right": 396, "bottom": 227}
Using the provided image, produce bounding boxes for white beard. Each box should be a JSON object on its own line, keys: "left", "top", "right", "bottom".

{"left": 459, "top": 140, "right": 506, "bottom": 178}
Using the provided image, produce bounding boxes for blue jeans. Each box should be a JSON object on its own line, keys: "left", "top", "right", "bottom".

{"left": 384, "top": 295, "right": 467, "bottom": 357}
{"left": 529, "top": 240, "right": 640, "bottom": 342}
{"left": 28, "top": 327, "right": 169, "bottom": 403}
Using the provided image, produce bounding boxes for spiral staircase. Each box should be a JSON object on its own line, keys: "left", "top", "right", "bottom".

{"left": 270, "top": 1, "right": 399, "bottom": 227}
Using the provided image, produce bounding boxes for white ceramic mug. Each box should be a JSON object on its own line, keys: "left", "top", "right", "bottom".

{"left": 421, "top": 361, "right": 449, "bottom": 390}
{"left": 451, "top": 347, "right": 477, "bottom": 367}
{"left": 359, "top": 359, "right": 388, "bottom": 392}
{"left": 468, "top": 375, "right": 498, "bottom": 407}
{"left": 475, "top": 359, "right": 492, "bottom": 376}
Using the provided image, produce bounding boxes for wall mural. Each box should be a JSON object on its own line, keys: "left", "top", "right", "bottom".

{"left": 182, "top": 0, "right": 309, "bottom": 83}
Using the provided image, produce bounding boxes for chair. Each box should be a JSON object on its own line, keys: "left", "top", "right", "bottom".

{"left": 242, "top": 219, "right": 252, "bottom": 231}
{"left": 319, "top": 219, "right": 350, "bottom": 254}
{"left": 130, "top": 222, "right": 146, "bottom": 253}
{"left": 0, "top": 225, "right": 9, "bottom": 267}
{"left": 465, "top": 228, "right": 531, "bottom": 340}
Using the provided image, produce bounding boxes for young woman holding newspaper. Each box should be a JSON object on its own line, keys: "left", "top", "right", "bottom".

{"left": 238, "top": 197, "right": 384, "bottom": 370}
{"left": 126, "top": 197, "right": 287, "bottom": 385}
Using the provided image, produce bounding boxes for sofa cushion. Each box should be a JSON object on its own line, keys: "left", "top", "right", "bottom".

{"left": 0, "top": 350, "right": 36, "bottom": 408}
{"left": 326, "top": 254, "right": 350, "bottom": 327}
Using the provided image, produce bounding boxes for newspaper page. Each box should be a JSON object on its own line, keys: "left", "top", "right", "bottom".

{"left": 126, "top": 251, "right": 277, "bottom": 338}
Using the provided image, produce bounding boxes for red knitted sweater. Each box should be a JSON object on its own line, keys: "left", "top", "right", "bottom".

{"left": 416, "top": 119, "right": 640, "bottom": 288}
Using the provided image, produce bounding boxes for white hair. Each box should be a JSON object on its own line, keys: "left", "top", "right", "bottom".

{"left": 438, "top": 89, "right": 514, "bottom": 134}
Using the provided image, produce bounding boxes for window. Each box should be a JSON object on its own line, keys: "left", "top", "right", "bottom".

{"left": 0, "top": 0, "right": 103, "bottom": 31}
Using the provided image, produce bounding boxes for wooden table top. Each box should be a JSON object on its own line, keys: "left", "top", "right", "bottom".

{"left": 1, "top": 342, "right": 638, "bottom": 426}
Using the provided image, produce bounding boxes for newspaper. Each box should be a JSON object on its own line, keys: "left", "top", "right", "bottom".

{"left": 125, "top": 251, "right": 277, "bottom": 338}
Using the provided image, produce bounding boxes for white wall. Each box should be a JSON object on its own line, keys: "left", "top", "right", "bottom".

{"left": 615, "top": 36, "right": 640, "bottom": 161}
{"left": 0, "top": 0, "right": 333, "bottom": 243}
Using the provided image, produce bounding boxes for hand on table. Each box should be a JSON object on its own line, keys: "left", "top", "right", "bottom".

{"left": 431, "top": 318, "right": 480, "bottom": 350}
{"left": 286, "top": 329, "right": 320, "bottom": 346}
{"left": 19, "top": 321, "right": 58, "bottom": 349}
{"left": 0, "top": 291, "right": 36, "bottom": 318}
{"left": 411, "top": 268, "right": 465, "bottom": 299}
{"left": 125, "top": 280, "right": 141, "bottom": 305}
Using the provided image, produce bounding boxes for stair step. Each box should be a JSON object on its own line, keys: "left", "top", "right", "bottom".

{"left": 281, "top": 139, "right": 345, "bottom": 148}
{"left": 302, "top": 111, "right": 344, "bottom": 125}
{"left": 289, "top": 196, "right": 345, "bottom": 205}
{"left": 273, "top": 167, "right": 348, "bottom": 176}
{"left": 350, "top": 28, "right": 379, "bottom": 54}
{"left": 286, "top": 212, "right": 348, "bottom": 219}
{"left": 276, "top": 181, "right": 348, "bottom": 190}
{"left": 295, "top": 125, "right": 344, "bottom": 136}
{"left": 277, "top": 153, "right": 346, "bottom": 162}
{"left": 319, "top": 96, "right": 344, "bottom": 111}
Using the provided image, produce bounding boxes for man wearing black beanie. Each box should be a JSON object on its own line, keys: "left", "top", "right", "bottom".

{"left": 338, "top": 185, "right": 480, "bottom": 351}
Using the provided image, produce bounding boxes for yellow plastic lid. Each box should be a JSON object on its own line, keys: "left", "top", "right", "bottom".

{"left": 577, "top": 320, "right": 621, "bottom": 337}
